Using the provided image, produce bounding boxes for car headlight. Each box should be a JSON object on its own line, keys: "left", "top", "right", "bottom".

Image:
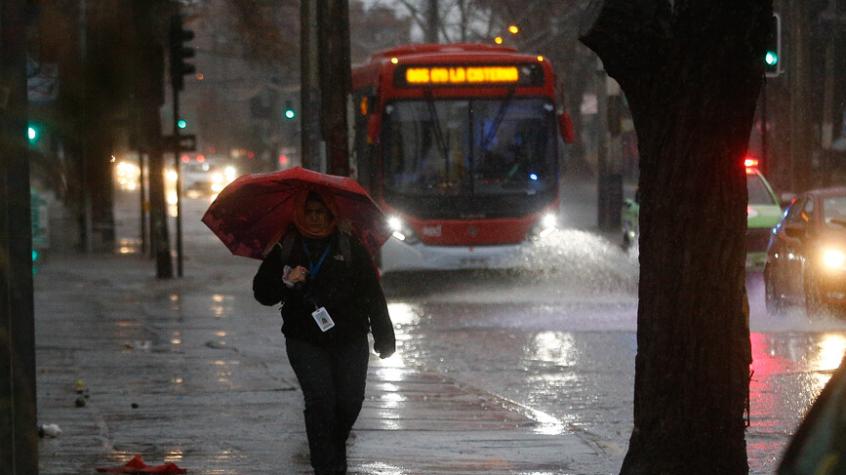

{"left": 387, "top": 215, "right": 418, "bottom": 244}
{"left": 541, "top": 212, "right": 557, "bottom": 230}
{"left": 388, "top": 216, "right": 403, "bottom": 232}
{"left": 165, "top": 168, "right": 178, "bottom": 184}
{"left": 821, "top": 248, "right": 846, "bottom": 271}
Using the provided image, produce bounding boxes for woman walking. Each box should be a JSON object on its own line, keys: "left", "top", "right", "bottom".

{"left": 253, "top": 190, "right": 395, "bottom": 475}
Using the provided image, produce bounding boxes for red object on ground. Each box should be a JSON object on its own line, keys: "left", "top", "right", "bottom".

{"left": 202, "top": 167, "right": 389, "bottom": 260}
{"left": 96, "top": 454, "right": 187, "bottom": 474}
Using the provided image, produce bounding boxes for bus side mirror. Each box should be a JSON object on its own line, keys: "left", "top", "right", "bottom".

{"left": 367, "top": 114, "right": 381, "bottom": 144}
{"left": 558, "top": 111, "right": 575, "bottom": 144}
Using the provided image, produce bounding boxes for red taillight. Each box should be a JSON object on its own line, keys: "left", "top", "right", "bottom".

{"left": 744, "top": 157, "right": 758, "bottom": 168}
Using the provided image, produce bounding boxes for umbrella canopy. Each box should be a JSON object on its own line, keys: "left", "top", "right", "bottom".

{"left": 202, "top": 167, "right": 389, "bottom": 260}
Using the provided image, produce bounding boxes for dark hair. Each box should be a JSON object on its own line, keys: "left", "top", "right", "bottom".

{"left": 305, "top": 191, "right": 332, "bottom": 216}
{"left": 306, "top": 191, "right": 325, "bottom": 205}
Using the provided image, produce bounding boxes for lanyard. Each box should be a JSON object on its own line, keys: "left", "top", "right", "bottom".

{"left": 302, "top": 241, "right": 332, "bottom": 279}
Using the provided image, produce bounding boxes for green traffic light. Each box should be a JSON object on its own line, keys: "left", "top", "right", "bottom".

{"left": 27, "top": 125, "right": 40, "bottom": 144}
{"left": 284, "top": 109, "right": 296, "bottom": 120}
{"left": 765, "top": 51, "right": 779, "bottom": 66}
{"left": 177, "top": 119, "right": 188, "bottom": 129}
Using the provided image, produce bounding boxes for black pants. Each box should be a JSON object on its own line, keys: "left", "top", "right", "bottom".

{"left": 286, "top": 336, "right": 369, "bottom": 475}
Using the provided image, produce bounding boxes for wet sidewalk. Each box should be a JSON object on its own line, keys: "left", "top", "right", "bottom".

{"left": 34, "top": 242, "right": 600, "bottom": 474}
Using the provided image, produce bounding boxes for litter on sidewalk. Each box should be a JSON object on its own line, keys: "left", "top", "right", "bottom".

{"left": 95, "top": 454, "right": 187, "bottom": 474}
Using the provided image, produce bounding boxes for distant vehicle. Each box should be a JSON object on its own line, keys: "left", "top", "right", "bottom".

{"left": 765, "top": 187, "right": 846, "bottom": 317}
{"left": 746, "top": 162, "right": 784, "bottom": 270}
{"left": 183, "top": 161, "right": 238, "bottom": 199}
{"left": 621, "top": 159, "right": 782, "bottom": 272}
{"left": 351, "top": 43, "right": 574, "bottom": 273}
{"left": 182, "top": 161, "right": 212, "bottom": 197}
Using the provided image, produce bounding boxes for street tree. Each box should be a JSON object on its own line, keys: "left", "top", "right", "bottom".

{"left": 579, "top": 1, "right": 770, "bottom": 473}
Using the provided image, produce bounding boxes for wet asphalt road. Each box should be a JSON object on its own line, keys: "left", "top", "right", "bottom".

{"left": 104, "top": 176, "right": 846, "bottom": 474}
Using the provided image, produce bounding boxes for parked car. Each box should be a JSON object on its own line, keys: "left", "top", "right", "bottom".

{"left": 764, "top": 187, "right": 846, "bottom": 317}
{"left": 621, "top": 161, "right": 782, "bottom": 272}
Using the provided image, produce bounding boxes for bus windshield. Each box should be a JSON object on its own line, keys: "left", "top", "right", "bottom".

{"left": 383, "top": 98, "right": 557, "bottom": 197}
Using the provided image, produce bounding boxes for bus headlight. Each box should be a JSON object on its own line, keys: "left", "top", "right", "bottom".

{"left": 529, "top": 212, "right": 558, "bottom": 242}
{"left": 387, "top": 215, "right": 418, "bottom": 244}
{"left": 821, "top": 247, "right": 846, "bottom": 271}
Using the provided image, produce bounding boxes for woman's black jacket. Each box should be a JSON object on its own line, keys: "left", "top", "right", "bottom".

{"left": 252, "top": 231, "right": 395, "bottom": 349}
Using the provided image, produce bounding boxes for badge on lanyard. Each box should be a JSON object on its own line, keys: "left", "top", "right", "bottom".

{"left": 311, "top": 306, "right": 335, "bottom": 332}
{"left": 303, "top": 241, "right": 335, "bottom": 331}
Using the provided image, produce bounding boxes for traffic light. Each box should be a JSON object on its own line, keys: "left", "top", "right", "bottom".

{"left": 27, "top": 123, "right": 40, "bottom": 144}
{"left": 169, "top": 15, "right": 195, "bottom": 91}
{"left": 177, "top": 119, "right": 188, "bottom": 129}
{"left": 765, "top": 13, "right": 782, "bottom": 78}
{"left": 283, "top": 100, "right": 296, "bottom": 120}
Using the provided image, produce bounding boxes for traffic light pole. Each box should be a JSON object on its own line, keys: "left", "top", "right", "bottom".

{"left": 168, "top": 13, "right": 194, "bottom": 278}
{"left": 0, "top": 0, "right": 39, "bottom": 470}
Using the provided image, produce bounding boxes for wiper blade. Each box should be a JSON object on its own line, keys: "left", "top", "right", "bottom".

{"left": 481, "top": 87, "right": 516, "bottom": 151}
{"left": 423, "top": 89, "right": 450, "bottom": 168}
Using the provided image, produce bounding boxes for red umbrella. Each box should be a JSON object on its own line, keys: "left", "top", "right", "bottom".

{"left": 202, "top": 167, "right": 389, "bottom": 260}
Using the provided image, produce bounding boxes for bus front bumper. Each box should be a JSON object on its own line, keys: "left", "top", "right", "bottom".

{"left": 380, "top": 236, "right": 525, "bottom": 273}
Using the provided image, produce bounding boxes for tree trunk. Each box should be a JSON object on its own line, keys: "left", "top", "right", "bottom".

{"left": 580, "top": 1, "right": 770, "bottom": 473}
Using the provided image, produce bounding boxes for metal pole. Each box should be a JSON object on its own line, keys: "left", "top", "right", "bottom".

{"left": 0, "top": 0, "right": 39, "bottom": 470}
{"left": 301, "top": 0, "right": 322, "bottom": 170}
{"left": 761, "top": 81, "right": 768, "bottom": 176}
{"left": 134, "top": 1, "right": 172, "bottom": 278}
{"left": 318, "top": 0, "right": 351, "bottom": 176}
{"left": 139, "top": 152, "right": 148, "bottom": 255}
{"left": 789, "top": 0, "right": 811, "bottom": 191}
{"left": 80, "top": 0, "right": 93, "bottom": 252}
{"left": 172, "top": 85, "right": 183, "bottom": 277}
{"left": 821, "top": 8, "right": 835, "bottom": 187}
{"left": 596, "top": 61, "right": 610, "bottom": 229}
{"left": 426, "top": 0, "right": 439, "bottom": 43}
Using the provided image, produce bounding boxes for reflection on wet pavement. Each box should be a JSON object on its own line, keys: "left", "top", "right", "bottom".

{"left": 386, "top": 264, "right": 846, "bottom": 474}
{"left": 36, "top": 191, "right": 846, "bottom": 474}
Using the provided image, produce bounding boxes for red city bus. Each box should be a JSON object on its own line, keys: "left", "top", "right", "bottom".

{"left": 351, "top": 43, "right": 574, "bottom": 272}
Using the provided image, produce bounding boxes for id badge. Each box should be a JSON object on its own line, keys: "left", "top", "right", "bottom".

{"left": 311, "top": 306, "right": 335, "bottom": 332}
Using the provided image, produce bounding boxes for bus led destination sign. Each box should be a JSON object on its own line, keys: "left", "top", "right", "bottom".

{"left": 401, "top": 65, "right": 526, "bottom": 86}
